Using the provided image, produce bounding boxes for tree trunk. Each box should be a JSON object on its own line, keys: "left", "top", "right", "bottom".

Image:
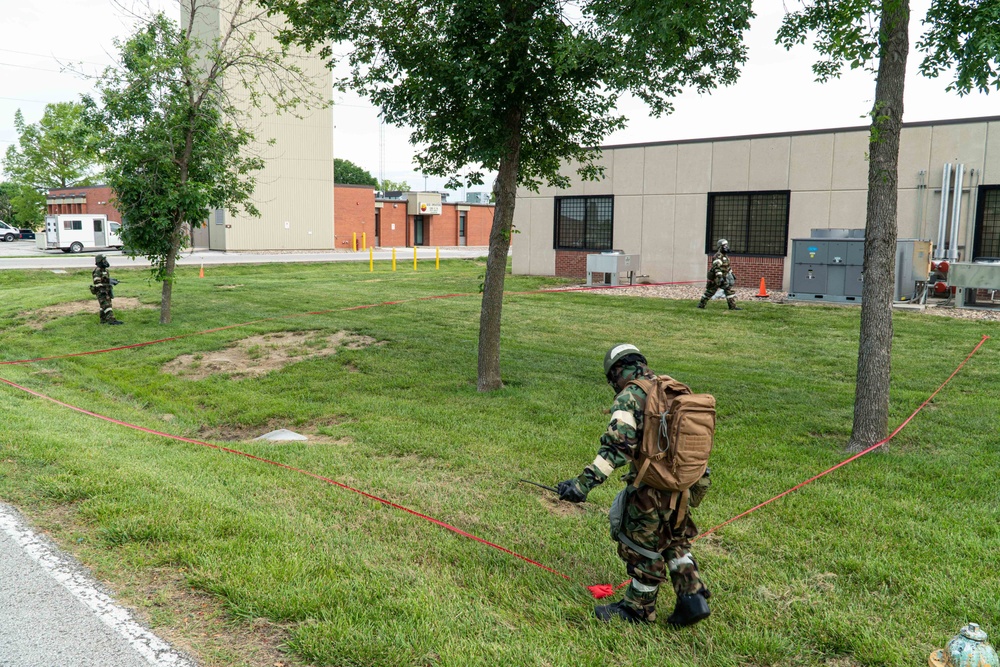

{"left": 848, "top": 0, "right": 910, "bottom": 452}
{"left": 477, "top": 109, "right": 523, "bottom": 391}
{"left": 159, "top": 222, "right": 184, "bottom": 325}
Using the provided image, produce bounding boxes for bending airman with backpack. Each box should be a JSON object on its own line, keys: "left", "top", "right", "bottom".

{"left": 557, "top": 344, "right": 714, "bottom": 627}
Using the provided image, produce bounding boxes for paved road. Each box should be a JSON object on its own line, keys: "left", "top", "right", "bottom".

{"left": 0, "top": 503, "right": 195, "bottom": 667}
{"left": 0, "top": 240, "right": 490, "bottom": 270}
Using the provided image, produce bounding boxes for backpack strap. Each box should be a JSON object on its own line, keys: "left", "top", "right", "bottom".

{"left": 673, "top": 489, "right": 691, "bottom": 529}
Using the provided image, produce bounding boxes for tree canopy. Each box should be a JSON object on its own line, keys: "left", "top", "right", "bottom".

{"left": 334, "top": 158, "right": 378, "bottom": 185}
{"left": 262, "top": 0, "right": 755, "bottom": 389}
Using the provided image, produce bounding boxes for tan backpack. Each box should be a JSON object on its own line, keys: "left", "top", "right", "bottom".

{"left": 626, "top": 376, "right": 716, "bottom": 526}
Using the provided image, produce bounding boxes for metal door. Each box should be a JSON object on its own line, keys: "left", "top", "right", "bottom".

{"left": 93, "top": 218, "right": 105, "bottom": 247}
{"left": 414, "top": 215, "right": 425, "bottom": 246}
{"left": 46, "top": 218, "right": 58, "bottom": 245}
{"left": 374, "top": 210, "right": 381, "bottom": 247}
{"left": 792, "top": 263, "right": 828, "bottom": 293}
{"left": 459, "top": 211, "right": 467, "bottom": 246}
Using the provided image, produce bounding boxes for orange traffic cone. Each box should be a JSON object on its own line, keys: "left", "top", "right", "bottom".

{"left": 756, "top": 277, "right": 769, "bottom": 298}
{"left": 199, "top": 264, "right": 204, "bottom": 278}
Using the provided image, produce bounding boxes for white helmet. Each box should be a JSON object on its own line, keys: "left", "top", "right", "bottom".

{"left": 717, "top": 239, "right": 729, "bottom": 251}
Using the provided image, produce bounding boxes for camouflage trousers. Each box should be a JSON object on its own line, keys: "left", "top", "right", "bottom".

{"left": 96, "top": 292, "right": 115, "bottom": 323}
{"left": 617, "top": 485, "right": 705, "bottom": 620}
{"left": 701, "top": 279, "right": 735, "bottom": 302}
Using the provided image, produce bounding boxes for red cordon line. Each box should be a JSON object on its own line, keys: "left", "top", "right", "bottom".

{"left": 0, "top": 375, "right": 572, "bottom": 582}
{"left": 693, "top": 333, "right": 991, "bottom": 543}
{"left": 0, "top": 280, "right": 703, "bottom": 367}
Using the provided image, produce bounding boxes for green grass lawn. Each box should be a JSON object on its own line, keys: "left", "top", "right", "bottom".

{"left": 1, "top": 260, "right": 998, "bottom": 667}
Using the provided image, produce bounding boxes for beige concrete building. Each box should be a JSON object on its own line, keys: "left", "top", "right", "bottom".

{"left": 185, "top": 0, "right": 334, "bottom": 251}
{"left": 513, "top": 115, "right": 1000, "bottom": 290}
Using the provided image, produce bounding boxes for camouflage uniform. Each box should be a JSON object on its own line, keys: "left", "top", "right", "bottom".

{"left": 90, "top": 256, "right": 121, "bottom": 324}
{"left": 699, "top": 247, "right": 739, "bottom": 310}
{"left": 575, "top": 358, "right": 710, "bottom": 622}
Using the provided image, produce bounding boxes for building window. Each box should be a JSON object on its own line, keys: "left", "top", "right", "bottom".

{"left": 554, "top": 195, "right": 613, "bottom": 250}
{"left": 63, "top": 219, "right": 83, "bottom": 231}
{"left": 706, "top": 191, "right": 790, "bottom": 256}
{"left": 974, "top": 185, "right": 1000, "bottom": 259}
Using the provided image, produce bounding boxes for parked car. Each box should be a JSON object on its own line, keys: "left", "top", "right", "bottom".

{"left": 19, "top": 229, "right": 36, "bottom": 240}
{"left": 0, "top": 219, "right": 19, "bottom": 242}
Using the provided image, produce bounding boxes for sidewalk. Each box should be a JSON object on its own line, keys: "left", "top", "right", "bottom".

{"left": 0, "top": 502, "right": 195, "bottom": 667}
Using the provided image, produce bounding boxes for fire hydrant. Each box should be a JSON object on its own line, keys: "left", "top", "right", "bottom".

{"left": 929, "top": 623, "right": 999, "bottom": 667}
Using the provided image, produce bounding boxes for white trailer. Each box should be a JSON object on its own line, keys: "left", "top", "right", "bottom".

{"left": 37, "top": 214, "right": 124, "bottom": 253}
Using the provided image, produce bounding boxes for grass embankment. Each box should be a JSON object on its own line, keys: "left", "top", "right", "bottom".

{"left": 0, "top": 260, "right": 998, "bottom": 667}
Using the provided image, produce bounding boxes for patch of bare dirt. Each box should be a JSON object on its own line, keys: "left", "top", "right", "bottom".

{"left": 163, "top": 330, "right": 381, "bottom": 380}
{"left": 215, "top": 284, "right": 243, "bottom": 289}
{"left": 25, "top": 297, "right": 153, "bottom": 329}
{"left": 539, "top": 495, "right": 586, "bottom": 517}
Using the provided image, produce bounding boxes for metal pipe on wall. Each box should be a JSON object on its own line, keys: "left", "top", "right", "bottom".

{"left": 935, "top": 163, "right": 952, "bottom": 259}
{"left": 949, "top": 164, "right": 965, "bottom": 261}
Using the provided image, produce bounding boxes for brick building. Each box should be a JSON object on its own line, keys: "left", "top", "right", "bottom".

{"left": 334, "top": 184, "right": 494, "bottom": 249}
{"left": 47, "top": 185, "right": 121, "bottom": 222}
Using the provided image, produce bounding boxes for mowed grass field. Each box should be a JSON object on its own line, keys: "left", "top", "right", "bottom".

{"left": 0, "top": 259, "right": 998, "bottom": 667}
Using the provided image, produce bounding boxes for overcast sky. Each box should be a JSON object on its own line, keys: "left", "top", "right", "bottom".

{"left": 2, "top": 1, "right": 997, "bottom": 198}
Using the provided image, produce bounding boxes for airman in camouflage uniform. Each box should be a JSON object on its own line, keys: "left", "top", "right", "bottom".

{"left": 91, "top": 254, "right": 123, "bottom": 325}
{"left": 558, "top": 344, "right": 711, "bottom": 627}
{"left": 698, "top": 238, "right": 741, "bottom": 310}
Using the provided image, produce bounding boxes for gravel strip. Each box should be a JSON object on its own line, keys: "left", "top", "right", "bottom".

{"left": 567, "top": 283, "right": 1000, "bottom": 322}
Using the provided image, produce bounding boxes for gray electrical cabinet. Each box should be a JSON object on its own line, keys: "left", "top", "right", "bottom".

{"left": 586, "top": 251, "right": 640, "bottom": 286}
{"left": 788, "top": 231, "right": 931, "bottom": 303}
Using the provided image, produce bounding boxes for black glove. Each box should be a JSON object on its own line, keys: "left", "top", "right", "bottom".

{"left": 557, "top": 478, "right": 587, "bottom": 503}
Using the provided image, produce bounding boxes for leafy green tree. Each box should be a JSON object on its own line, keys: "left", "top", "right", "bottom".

{"left": 262, "top": 0, "right": 755, "bottom": 390}
{"left": 779, "top": 0, "right": 1000, "bottom": 451}
{"left": 0, "top": 181, "right": 43, "bottom": 228}
{"left": 86, "top": 1, "right": 321, "bottom": 324}
{"left": 2, "top": 102, "right": 99, "bottom": 227}
{"left": 379, "top": 178, "right": 410, "bottom": 192}
{"left": 3, "top": 103, "right": 99, "bottom": 190}
{"left": 334, "top": 158, "right": 378, "bottom": 185}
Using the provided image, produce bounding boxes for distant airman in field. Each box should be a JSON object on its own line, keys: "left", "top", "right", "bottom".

{"left": 698, "top": 239, "right": 741, "bottom": 310}
{"left": 90, "top": 254, "right": 123, "bottom": 325}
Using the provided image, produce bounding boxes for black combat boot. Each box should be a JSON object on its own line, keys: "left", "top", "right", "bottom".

{"left": 726, "top": 298, "right": 742, "bottom": 311}
{"left": 697, "top": 298, "right": 707, "bottom": 309}
{"left": 665, "top": 593, "right": 710, "bottom": 628}
{"left": 594, "top": 601, "right": 651, "bottom": 624}
{"left": 108, "top": 318, "right": 124, "bottom": 325}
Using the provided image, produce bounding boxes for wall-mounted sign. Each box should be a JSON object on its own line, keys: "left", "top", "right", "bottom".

{"left": 407, "top": 192, "right": 442, "bottom": 216}
{"left": 419, "top": 201, "right": 442, "bottom": 215}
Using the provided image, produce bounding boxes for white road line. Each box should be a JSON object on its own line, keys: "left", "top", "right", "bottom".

{"left": 0, "top": 503, "right": 196, "bottom": 667}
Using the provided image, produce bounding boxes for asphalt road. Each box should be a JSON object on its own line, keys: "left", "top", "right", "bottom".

{"left": 0, "top": 503, "right": 195, "bottom": 667}
{"left": 0, "top": 239, "right": 490, "bottom": 270}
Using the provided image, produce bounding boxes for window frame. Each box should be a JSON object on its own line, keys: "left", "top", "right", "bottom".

{"left": 553, "top": 195, "right": 614, "bottom": 251}
{"left": 705, "top": 190, "right": 791, "bottom": 257}
{"left": 973, "top": 184, "right": 1000, "bottom": 260}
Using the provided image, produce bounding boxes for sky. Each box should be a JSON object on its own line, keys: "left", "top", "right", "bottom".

{"left": 1, "top": 1, "right": 997, "bottom": 199}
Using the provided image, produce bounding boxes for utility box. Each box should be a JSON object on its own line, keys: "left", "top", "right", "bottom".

{"left": 586, "top": 251, "right": 640, "bottom": 286}
{"left": 789, "top": 234, "right": 932, "bottom": 303}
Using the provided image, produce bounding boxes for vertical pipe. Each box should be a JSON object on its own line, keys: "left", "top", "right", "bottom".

{"left": 436, "top": 247, "right": 440, "bottom": 270}
{"left": 413, "top": 245, "right": 418, "bottom": 270}
{"left": 362, "top": 232, "right": 366, "bottom": 251}
{"left": 949, "top": 164, "right": 964, "bottom": 260}
{"left": 369, "top": 247, "right": 373, "bottom": 272}
{"left": 352, "top": 232, "right": 357, "bottom": 252}
{"left": 935, "top": 163, "right": 951, "bottom": 259}
{"left": 392, "top": 247, "right": 396, "bottom": 271}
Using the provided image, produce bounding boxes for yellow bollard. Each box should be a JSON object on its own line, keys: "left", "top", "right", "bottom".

{"left": 436, "top": 247, "right": 440, "bottom": 270}
{"left": 392, "top": 247, "right": 396, "bottom": 271}
{"left": 413, "top": 245, "right": 418, "bottom": 271}
{"left": 352, "top": 232, "right": 357, "bottom": 252}
{"left": 362, "top": 232, "right": 366, "bottom": 251}
{"left": 369, "top": 246, "right": 373, "bottom": 272}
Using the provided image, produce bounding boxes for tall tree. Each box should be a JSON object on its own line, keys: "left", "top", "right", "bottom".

{"left": 379, "top": 178, "right": 410, "bottom": 193}
{"left": 779, "top": 0, "right": 1000, "bottom": 451}
{"left": 85, "top": 0, "right": 322, "bottom": 324}
{"left": 262, "top": 0, "right": 755, "bottom": 390}
{"left": 3, "top": 103, "right": 99, "bottom": 190}
{"left": 334, "top": 158, "right": 378, "bottom": 185}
